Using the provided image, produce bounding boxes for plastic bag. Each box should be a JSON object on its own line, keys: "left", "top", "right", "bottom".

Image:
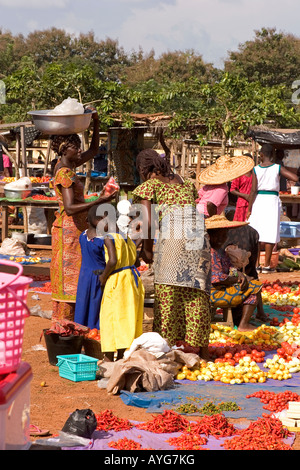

{"left": 0, "top": 237, "right": 27, "bottom": 255}
{"left": 123, "top": 332, "right": 171, "bottom": 360}
{"left": 51, "top": 97, "right": 84, "bottom": 115}
{"left": 103, "top": 176, "right": 119, "bottom": 195}
{"left": 4, "top": 176, "right": 32, "bottom": 190}
{"left": 61, "top": 408, "right": 97, "bottom": 438}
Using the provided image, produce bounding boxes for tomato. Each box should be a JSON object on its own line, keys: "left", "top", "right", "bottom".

{"left": 88, "top": 328, "right": 99, "bottom": 339}
{"left": 224, "top": 352, "right": 233, "bottom": 359}
{"left": 104, "top": 177, "right": 119, "bottom": 195}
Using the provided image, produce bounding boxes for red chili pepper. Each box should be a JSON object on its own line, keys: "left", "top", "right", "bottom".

{"left": 95, "top": 409, "right": 133, "bottom": 431}
{"left": 136, "top": 410, "right": 190, "bottom": 433}
{"left": 221, "top": 415, "right": 292, "bottom": 450}
{"left": 167, "top": 433, "right": 208, "bottom": 450}
{"left": 188, "top": 413, "right": 237, "bottom": 438}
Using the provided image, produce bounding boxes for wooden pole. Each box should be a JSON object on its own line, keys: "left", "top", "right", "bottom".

{"left": 16, "top": 134, "right": 21, "bottom": 170}
{"left": 181, "top": 142, "right": 186, "bottom": 177}
{"left": 20, "top": 126, "right": 27, "bottom": 176}
{"left": 196, "top": 148, "right": 202, "bottom": 190}
{"left": 43, "top": 140, "right": 51, "bottom": 176}
{"left": 107, "top": 130, "right": 111, "bottom": 177}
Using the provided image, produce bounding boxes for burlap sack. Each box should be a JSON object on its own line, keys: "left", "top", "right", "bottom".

{"left": 102, "top": 349, "right": 201, "bottom": 395}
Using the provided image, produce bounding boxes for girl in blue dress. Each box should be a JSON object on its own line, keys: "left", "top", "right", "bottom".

{"left": 74, "top": 205, "right": 106, "bottom": 329}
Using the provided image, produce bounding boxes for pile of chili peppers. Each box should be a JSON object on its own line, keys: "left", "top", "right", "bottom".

{"left": 167, "top": 433, "right": 208, "bottom": 450}
{"left": 136, "top": 410, "right": 190, "bottom": 433}
{"left": 91, "top": 409, "right": 295, "bottom": 450}
{"left": 246, "top": 390, "right": 300, "bottom": 412}
{"left": 108, "top": 437, "right": 151, "bottom": 450}
{"left": 221, "top": 415, "right": 292, "bottom": 450}
{"left": 188, "top": 413, "right": 237, "bottom": 438}
{"left": 95, "top": 409, "right": 133, "bottom": 432}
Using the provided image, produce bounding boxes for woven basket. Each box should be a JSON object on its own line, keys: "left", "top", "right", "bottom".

{"left": 82, "top": 337, "right": 104, "bottom": 360}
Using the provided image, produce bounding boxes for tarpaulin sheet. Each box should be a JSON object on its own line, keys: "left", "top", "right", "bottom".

{"left": 247, "top": 127, "right": 300, "bottom": 149}
{"left": 61, "top": 420, "right": 295, "bottom": 450}
{"left": 120, "top": 380, "right": 300, "bottom": 418}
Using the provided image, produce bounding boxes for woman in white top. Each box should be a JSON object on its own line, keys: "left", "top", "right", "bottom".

{"left": 247, "top": 144, "right": 298, "bottom": 273}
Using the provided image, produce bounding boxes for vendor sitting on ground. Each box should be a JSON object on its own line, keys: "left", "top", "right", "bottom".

{"left": 206, "top": 213, "right": 263, "bottom": 332}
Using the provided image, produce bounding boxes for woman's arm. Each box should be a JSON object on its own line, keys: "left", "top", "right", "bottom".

{"left": 280, "top": 166, "right": 299, "bottom": 183}
{"left": 139, "top": 199, "right": 154, "bottom": 263}
{"left": 206, "top": 201, "right": 217, "bottom": 217}
{"left": 76, "top": 109, "right": 100, "bottom": 167}
{"left": 99, "top": 237, "right": 117, "bottom": 287}
{"left": 61, "top": 185, "right": 117, "bottom": 217}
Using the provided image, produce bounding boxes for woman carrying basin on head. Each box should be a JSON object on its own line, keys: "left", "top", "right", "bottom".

{"left": 50, "top": 109, "right": 117, "bottom": 322}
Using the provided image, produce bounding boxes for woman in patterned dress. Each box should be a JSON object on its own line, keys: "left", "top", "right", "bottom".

{"left": 132, "top": 149, "right": 211, "bottom": 360}
{"left": 206, "top": 214, "right": 262, "bottom": 332}
{"left": 50, "top": 110, "right": 117, "bottom": 321}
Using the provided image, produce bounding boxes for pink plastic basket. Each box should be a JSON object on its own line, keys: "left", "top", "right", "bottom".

{"left": 0, "top": 260, "right": 32, "bottom": 374}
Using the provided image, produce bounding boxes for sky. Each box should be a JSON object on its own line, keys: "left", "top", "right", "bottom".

{"left": 0, "top": 0, "right": 300, "bottom": 68}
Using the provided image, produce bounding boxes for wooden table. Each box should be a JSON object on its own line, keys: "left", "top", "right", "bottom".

{"left": 0, "top": 198, "right": 59, "bottom": 242}
{"left": 280, "top": 194, "right": 300, "bottom": 204}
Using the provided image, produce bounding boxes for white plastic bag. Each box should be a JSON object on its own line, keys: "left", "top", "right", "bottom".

{"left": 0, "top": 237, "right": 27, "bottom": 255}
{"left": 27, "top": 207, "right": 47, "bottom": 234}
{"left": 51, "top": 97, "right": 84, "bottom": 115}
{"left": 123, "top": 332, "right": 171, "bottom": 359}
{"left": 4, "top": 177, "right": 32, "bottom": 190}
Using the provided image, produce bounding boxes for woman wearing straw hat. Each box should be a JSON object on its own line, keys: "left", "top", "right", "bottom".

{"left": 132, "top": 149, "right": 211, "bottom": 360}
{"left": 206, "top": 213, "right": 262, "bottom": 332}
{"left": 196, "top": 154, "right": 254, "bottom": 217}
{"left": 197, "top": 154, "right": 267, "bottom": 323}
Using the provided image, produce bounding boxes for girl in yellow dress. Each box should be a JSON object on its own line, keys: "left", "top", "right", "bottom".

{"left": 98, "top": 205, "right": 144, "bottom": 361}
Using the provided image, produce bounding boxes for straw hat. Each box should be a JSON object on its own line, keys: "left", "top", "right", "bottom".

{"left": 198, "top": 155, "right": 254, "bottom": 185}
{"left": 205, "top": 213, "right": 249, "bottom": 230}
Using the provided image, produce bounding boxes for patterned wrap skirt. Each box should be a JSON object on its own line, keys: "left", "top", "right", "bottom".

{"left": 153, "top": 208, "right": 212, "bottom": 348}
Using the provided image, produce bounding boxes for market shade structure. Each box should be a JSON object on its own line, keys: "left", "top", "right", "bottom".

{"left": 247, "top": 126, "right": 300, "bottom": 149}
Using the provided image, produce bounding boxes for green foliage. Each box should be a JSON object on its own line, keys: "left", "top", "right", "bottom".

{"left": 1, "top": 26, "right": 300, "bottom": 146}
{"left": 225, "top": 27, "right": 300, "bottom": 88}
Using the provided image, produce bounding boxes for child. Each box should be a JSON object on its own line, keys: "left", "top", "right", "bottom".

{"left": 74, "top": 205, "right": 106, "bottom": 329}
{"left": 99, "top": 202, "right": 145, "bottom": 361}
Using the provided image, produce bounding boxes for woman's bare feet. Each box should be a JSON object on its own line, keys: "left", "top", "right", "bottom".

{"left": 238, "top": 323, "right": 257, "bottom": 332}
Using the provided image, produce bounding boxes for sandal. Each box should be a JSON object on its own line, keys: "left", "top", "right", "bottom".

{"left": 29, "top": 424, "right": 50, "bottom": 436}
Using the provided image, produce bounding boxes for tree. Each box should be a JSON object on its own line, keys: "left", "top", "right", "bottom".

{"left": 124, "top": 49, "right": 219, "bottom": 86}
{"left": 154, "top": 73, "right": 300, "bottom": 152}
{"left": 225, "top": 27, "right": 300, "bottom": 88}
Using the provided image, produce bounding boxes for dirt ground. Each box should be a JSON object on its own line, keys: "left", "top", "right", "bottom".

{"left": 19, "top": 268, "right": 300, "bottom": 449}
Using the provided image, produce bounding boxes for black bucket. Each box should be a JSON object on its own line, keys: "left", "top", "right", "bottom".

{"left": 43, "top": 329, "right": 83, "bottom": 365}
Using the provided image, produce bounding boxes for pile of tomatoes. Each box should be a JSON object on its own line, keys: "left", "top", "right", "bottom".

{"left": 210, "top": 344, "right": 266, "bottom": 365}
{"left": 270, "top": 309, "right": 300, "bottom": 327}
{"left": 86, "top": 328, "right": 100, "bottom": 341}
{"left": 262, "top": 279, "right": 300, "bottom": 296}
{"left": 276, "top": 341, "right": 299, "bottom": 362}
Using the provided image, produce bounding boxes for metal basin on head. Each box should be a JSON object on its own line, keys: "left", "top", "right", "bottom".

{"left": 28, "top": 109, "right": 93, "bottom": 135}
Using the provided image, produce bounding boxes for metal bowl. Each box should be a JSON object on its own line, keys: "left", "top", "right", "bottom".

{"left": 4, "top": 188, "right": 31, "bottom": 199}
{"left": 27, "top": 109, "right": 93, "bottom": 135}
{"left": 32, "top": 234, "right": 52, "bottom": 245}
